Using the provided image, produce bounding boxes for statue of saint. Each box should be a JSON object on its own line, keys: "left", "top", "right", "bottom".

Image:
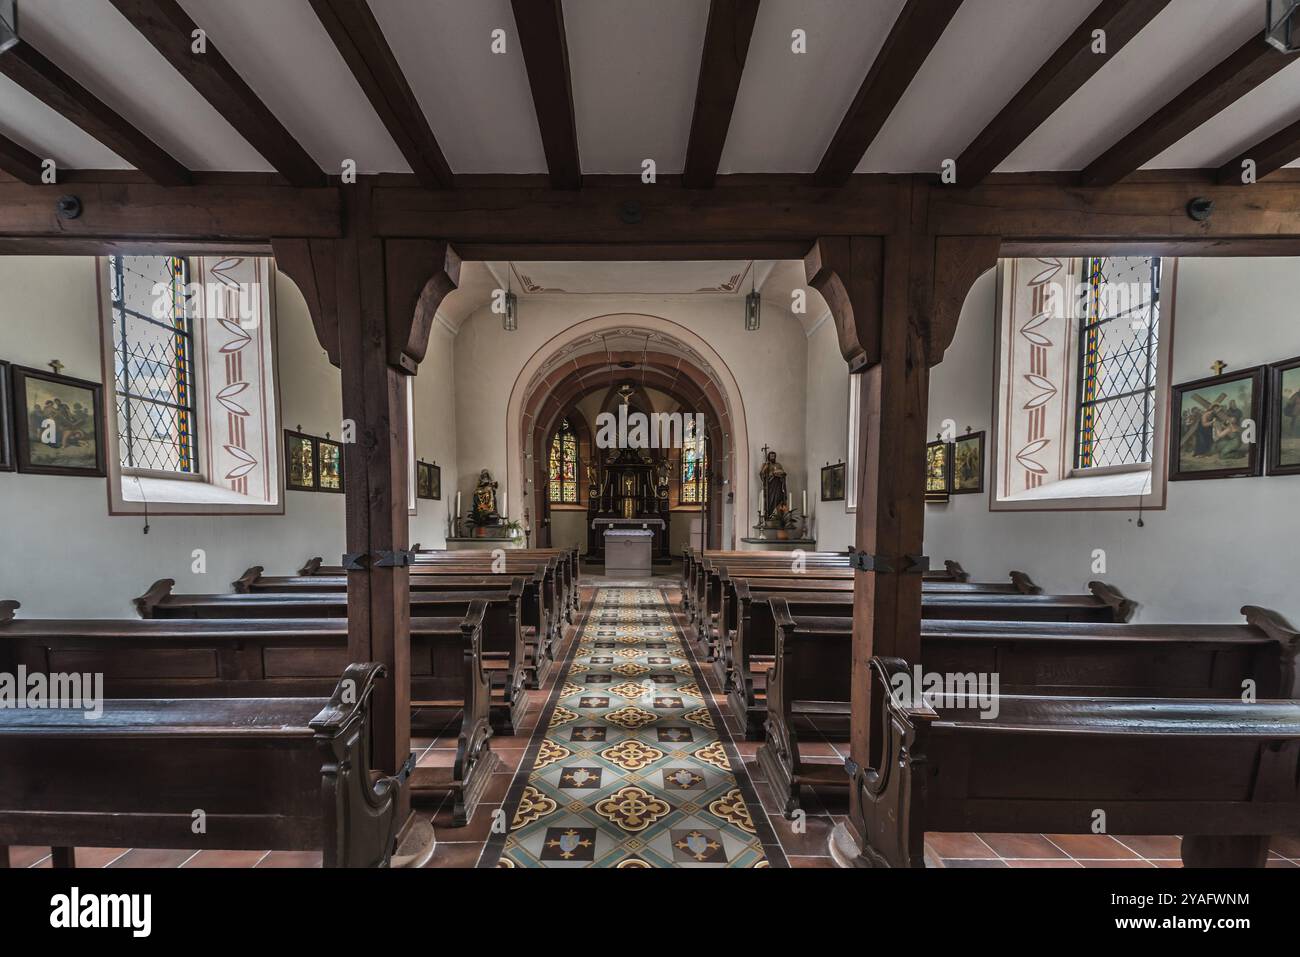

{"left": 471, "top": 469, "right": 499, "bottom": 523}
{"left": 760, "top": 449, "right": 788, "bottom": 521}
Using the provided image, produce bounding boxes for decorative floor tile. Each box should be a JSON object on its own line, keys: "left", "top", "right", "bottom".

{"left": 493, "top": 586, "right": 776, "bottom": 868}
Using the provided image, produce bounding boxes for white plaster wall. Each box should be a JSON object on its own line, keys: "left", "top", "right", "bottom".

{"left": 925, "top": 261, "right": 1300, "bottom": 624}
{"left": 803, "top": 317, "right": 855, "bottom": 551}
{"left": 452, "top": 297, "right": 810, "bottom": 546}
{"left": 410, "top": 324, "right": 457, "bottom": 548}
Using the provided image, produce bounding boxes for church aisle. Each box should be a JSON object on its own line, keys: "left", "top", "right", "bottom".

{"left": 489, "top": 586, "right": 784, "bottom": 867}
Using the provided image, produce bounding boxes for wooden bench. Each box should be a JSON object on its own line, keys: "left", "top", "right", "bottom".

{"left": 856, "top": 655, "right": 1300, "bottom": 868}
{"left": 0, "top": 661, "right": 409, "bottom": 868}
{"left": 416, "top": 546, "right": 579, "bottom": 625}
{"left": 728, "top": 580, "right": 1137, "bottom": 737}
{"left": 135, "top": 580, "right": 529, "bottom": 736}
{"left": 758, "top": 601, "right": 1300, "bottom": 815}
{"left": 0, "top": 599, "right": 498, "bottom": 826}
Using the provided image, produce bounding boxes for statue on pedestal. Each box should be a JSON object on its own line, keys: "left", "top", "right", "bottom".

{"left": 470, "top": 469, "right": 500, "bottom": 525}
{"left": 760, "top": 448, "right": 788, "bottom": 522}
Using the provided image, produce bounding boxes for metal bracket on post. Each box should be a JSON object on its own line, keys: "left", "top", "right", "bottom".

{"left": 395, "top": 751, "right": 417, "bottom": 785}
{"left": 901, "top": 554, "right": 930, "bottom": 575}
{"left": 342, "top": 552, "right": 371, "bottom": 571}
{"left": 844, "top": 757, "right": 860, "bottom": 778}
{"left": 375, "top": 549, "right": 414, "bottom": 568}
{"left": 850, "top": 551, "right": 894, "bottom": 573}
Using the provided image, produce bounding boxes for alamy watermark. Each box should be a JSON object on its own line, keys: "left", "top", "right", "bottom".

{"left": 0, "top": 667, "right": 103, "bottom": 719}
{"left": 594, "top": 407, "right": 706, "bottom": 450}
{"left": 888, "top": 664, "right": 1001, "bottom": 719}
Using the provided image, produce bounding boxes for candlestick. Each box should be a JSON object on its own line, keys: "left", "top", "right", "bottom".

{"left": 802, "top": 488, "right": 807, "bottom": 517}
{"left": 501, "top": 488, "right": 508, "bottom": 520}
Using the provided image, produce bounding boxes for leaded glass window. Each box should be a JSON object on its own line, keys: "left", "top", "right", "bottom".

{"left": 680, "top": 431, "right": 709, "bottom": 504}
{"left": 548, "top": 418, "right": 578, "bottom": 503}
{"left": 1074, "top": 256, "right": 1161, "bottom": 470}
{"left": 109, "top": 255, "right": 198, "bottom": 473}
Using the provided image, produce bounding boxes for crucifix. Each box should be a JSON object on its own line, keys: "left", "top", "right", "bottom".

{"left": 1211, "top": 360, "right": 1228, "bottom": 376}
{"left": 48, "top": 359, "right": 64, "bottom": 375}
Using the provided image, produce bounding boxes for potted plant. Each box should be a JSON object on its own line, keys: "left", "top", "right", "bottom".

{"left": 767, "top": 503, "right": 799, "bottom": 540}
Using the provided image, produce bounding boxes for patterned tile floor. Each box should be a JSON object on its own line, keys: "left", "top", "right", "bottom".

{"left": 489, "top": 586, "right": 783, "bottom": 867}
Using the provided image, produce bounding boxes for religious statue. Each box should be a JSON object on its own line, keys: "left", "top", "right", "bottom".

{"left": 760, "top": 448, "right": 788, "bottom": 522}
{"left": 470, "top": 468, "right": 500, "bottom": 525}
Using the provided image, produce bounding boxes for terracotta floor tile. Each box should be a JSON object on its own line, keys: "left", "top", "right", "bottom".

{"left": 1006, "top": 859, "right": 1083, "bottom": 868}
{"left": 107, "top": 848, "right": 196, "bottom": 868}
{"left": 1269, "top": 835, "right": 1300, "bottom": 858}
{"left": 1081, "top": 858, "right": 1156, "bottom": 868}
{"left": 432, "top": 803, "right": 502, "bottom": 843}
{"left": 256, "top": 851, "right": 322, "bottom": 868}
{"left": 1266, "top": 858, "right": 1299, "bottom": 867}
{"left": 426, "top": 842, "right": 486, "bottom": 868}
{"left": 1113, "top": 835, "right": 1182, "bottom": 860}
{"left": 924, "top": 832, "right": 998, "bottom": 860}
{"left": 977, "top": 833, "right": 1068, "bottom": 860}
{"left": 182, "top": 849, "right": 268, "bottom": 868}
{"left": 787, "top": 855, "right": 836, "bottom": 868}
{"left": 6, "top": 846, "right": 50, "bottom": 868}
{"left": 942, "top": 858, "right": 1009, "bottom": 868}
{"left": 1046, "top": 834, "right": 1138, "bottom": 860}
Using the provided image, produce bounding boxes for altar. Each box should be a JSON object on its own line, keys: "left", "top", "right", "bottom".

{"left": 603, "top": 528, "right": 654, "bottom": 578}
{"left": 585, "top": 447, "right": 671, "bottom": 562}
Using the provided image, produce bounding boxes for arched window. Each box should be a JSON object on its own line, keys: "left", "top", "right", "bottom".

{"left": 548, "top": 418, "right": 579, "bottom": 503}
{"left": 680, "top": 430, "right": 709, "bottom": 504}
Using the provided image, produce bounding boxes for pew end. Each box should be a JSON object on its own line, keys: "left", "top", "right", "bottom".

{"left": 1244, "top": 606, "right": 1300, "bottom": 697}
{"left": 1088, "top": 580, "right": 1138, "bottom": 622}
{"left": 232, "top": 566, "right": 264, "bottom": 593}
{"left": 1009, "top": 571, "right": 1041, "bottom": 595}
{"left": 299, "top": 556, "right": 323, "bottom": 575}
{"left": 944, "top": 560, "right": 970, "bottom": 582}
{"left": 133, "top": 579, "right": 175, "bottom": 618}
{"left": 0, "top": 601, "right": 18, "bottom": 624}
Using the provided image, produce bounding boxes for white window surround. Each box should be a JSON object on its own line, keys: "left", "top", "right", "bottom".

{"left": 846, "top": 373, "right": 861, "bottom": 512}
{"left": 988, "top": 258, "right": 1176, "bottom": 512}
{"left": 98, "top": 256, "right": 285, "bottom": 516}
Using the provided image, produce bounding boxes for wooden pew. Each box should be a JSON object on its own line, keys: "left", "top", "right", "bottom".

{"left": 302, "top": 552, "right": 572, "bottom": 679}
{"left": 758, "top": 602, "right": 1300, "bottom": 815}
{"left": 0, "top": 600, "right": 497, "bottom": 826}
{"left": 135, "top": 580, "right": 529, "bottom": 736}
{"left": 238, "top": 565, "right": 556, "bottom": 688}
{"left": 728, "top": 580, "right": 1137, "bottom": 737}
{"left": 858, "top": 655, "right": 1300, "bottom": 868}
{"left": 0, "top": 661, "right": 409, "bottom": 867}
{"left": 415, "top": 546, "right": 579, "bottom": 624}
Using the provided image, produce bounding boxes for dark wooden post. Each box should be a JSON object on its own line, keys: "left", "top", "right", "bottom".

{"left": 810, "top": 186, "right": 1000, "bottom": 867}
{"left": 273, "top": 185, "right": 459, "bottom": 844}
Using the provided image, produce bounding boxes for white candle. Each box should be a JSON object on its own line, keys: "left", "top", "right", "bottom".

{"left": 456, "top": 489, "right": 462, "bottom": 516}
{"left": 501, "top": 488, "right": 508, "bottom": 519}
{"left": 802, "top": 488, "right": 807, "bottom": 517}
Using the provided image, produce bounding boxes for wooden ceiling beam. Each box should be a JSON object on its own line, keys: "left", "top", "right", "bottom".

{"left": 0, "top": 132, "right": 44, "bottom": 185}
{"left": 0, "top": 37, "right": 191, "bottom": 186}
{"left": 682, "top": 0, "right": 761, "bottom": 189}
{"left": 107, "top": 0, "right": 323, "bottom": 187}
{"left": 511, "top": 0, "right": 581, "bottom": 189}
{"left": 957, "top": 0, "right": 1172, "bottom": 186}
{"left": 1080, "top": 36, "right": 1292, "bottom": 187}
{"left": 1217, "top": 115, "right": 1300, "bottom": 185}
{"left": 308, "top": 0, "right": 453, "bottom": 189}
{"left": 814, "top": 0, "right": 965, "bottom": 186}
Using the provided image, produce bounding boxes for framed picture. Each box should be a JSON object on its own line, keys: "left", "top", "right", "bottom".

{"left": 951, "top": 431, "right": 985, "bottom": 494}
{"left": 417, "top": 460, "right": 441, "bottom": 500}
{"left": 1169, "top": 366, "right": 1267, "bottom": 481}
{"left": 317, "top": 437, "right": 344, "bottom": 492}
{"left": 11, "top": 364, "right": 106, "bottom": 477}
{"left": 1267, "top": 355, "right": 1300, "bottom": 476}
{"left": 925, "top": 440, "right": 951, "bottom": 503}
{"left": 285, "top": 429, "right": 317, "bottom": 491}
{"left": 820, "top": 461, "right": 845, "bottom": 501}
{"left": 0, "top": 361, "right": 12, "bottom": 472}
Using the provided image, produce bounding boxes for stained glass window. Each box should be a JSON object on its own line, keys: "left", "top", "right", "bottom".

{"left": 1074, "top": 256, "right": 1161, "bottom": 469}
{"left": 548, "top": 418, "right": 578, "bottom": 503}
{"left": 680, "top": 430, "right": 709, "bottom": 504}
{"left": 109, "top": 255, "right": 198, "bottom": 473}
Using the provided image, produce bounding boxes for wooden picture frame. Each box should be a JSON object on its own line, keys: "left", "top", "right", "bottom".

{"left": 1169, "top": 366, "right": 1267, "bottom": 481}
{"left": 284, "top": 429, "right": 318, "bottom": 491}
{"left": 317, "top": 437, "right": 344, "bottom": 492}
{"left": 416, "top": 460, "right": 441, "bottom": 500}
{"left": 820, "top": 461, "right": 845, "bottom": 501}
{"left": 951, "top": 431, "right": 985, "bottom": 494}
{"left": 10, "top": 364, "right": 106, "bottom": 477}
{"left": 925, "top": 440, "right": 951, "bottom": 503}
{"left": 1267, "top": 354, "right": 1300, "bottom": 477}
{"left": 0, "top": 360, "right": 13, "bottom": 472}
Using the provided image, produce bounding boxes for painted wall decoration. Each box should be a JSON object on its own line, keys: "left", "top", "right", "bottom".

{"left": 417, "top": 460, "right": 441, "bottom": 500}
{"left": 0, "top": 360, "right": 12, "bottom": 472}
{"left": 318, "top": 438, "right": 344, "bottom": 492}
{"left": 1169, "top": 366, "right": 1267, "bottom": 481}
{"left": 10, "top": 364, "right": 106, "bottom": 477}
{"left": 284, "top": 430, "right": 316, "bottom": 491}
{"left": 926, "top": 440, "right": 951, "bottom": 503}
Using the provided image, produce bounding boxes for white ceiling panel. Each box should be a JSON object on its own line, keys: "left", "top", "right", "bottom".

{"left": 16, "top": 0, "right": 270, "bottom": 171}
{"left": 563, "top": 0, "right": 708, "bottom": 175}
{"left": 1148, "top": 56, "right": 1300, "bottom": 170}
{"left": 0, "top": 72, "right": 130, "bottom": 170}
{"left": 1001, "top": 0, "right": 1261, "bottom": 172}
{"left": 370, "top": 0, "right": 546, "bottom": 174}
{"left": 179, "top": 0, "right": 409, "bottom": 174}
{"left": 857, "top": 0, "right": 1095, "bottom": 173}
{"left": 721, "top": 0, "right": 906, "bottom": 173}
